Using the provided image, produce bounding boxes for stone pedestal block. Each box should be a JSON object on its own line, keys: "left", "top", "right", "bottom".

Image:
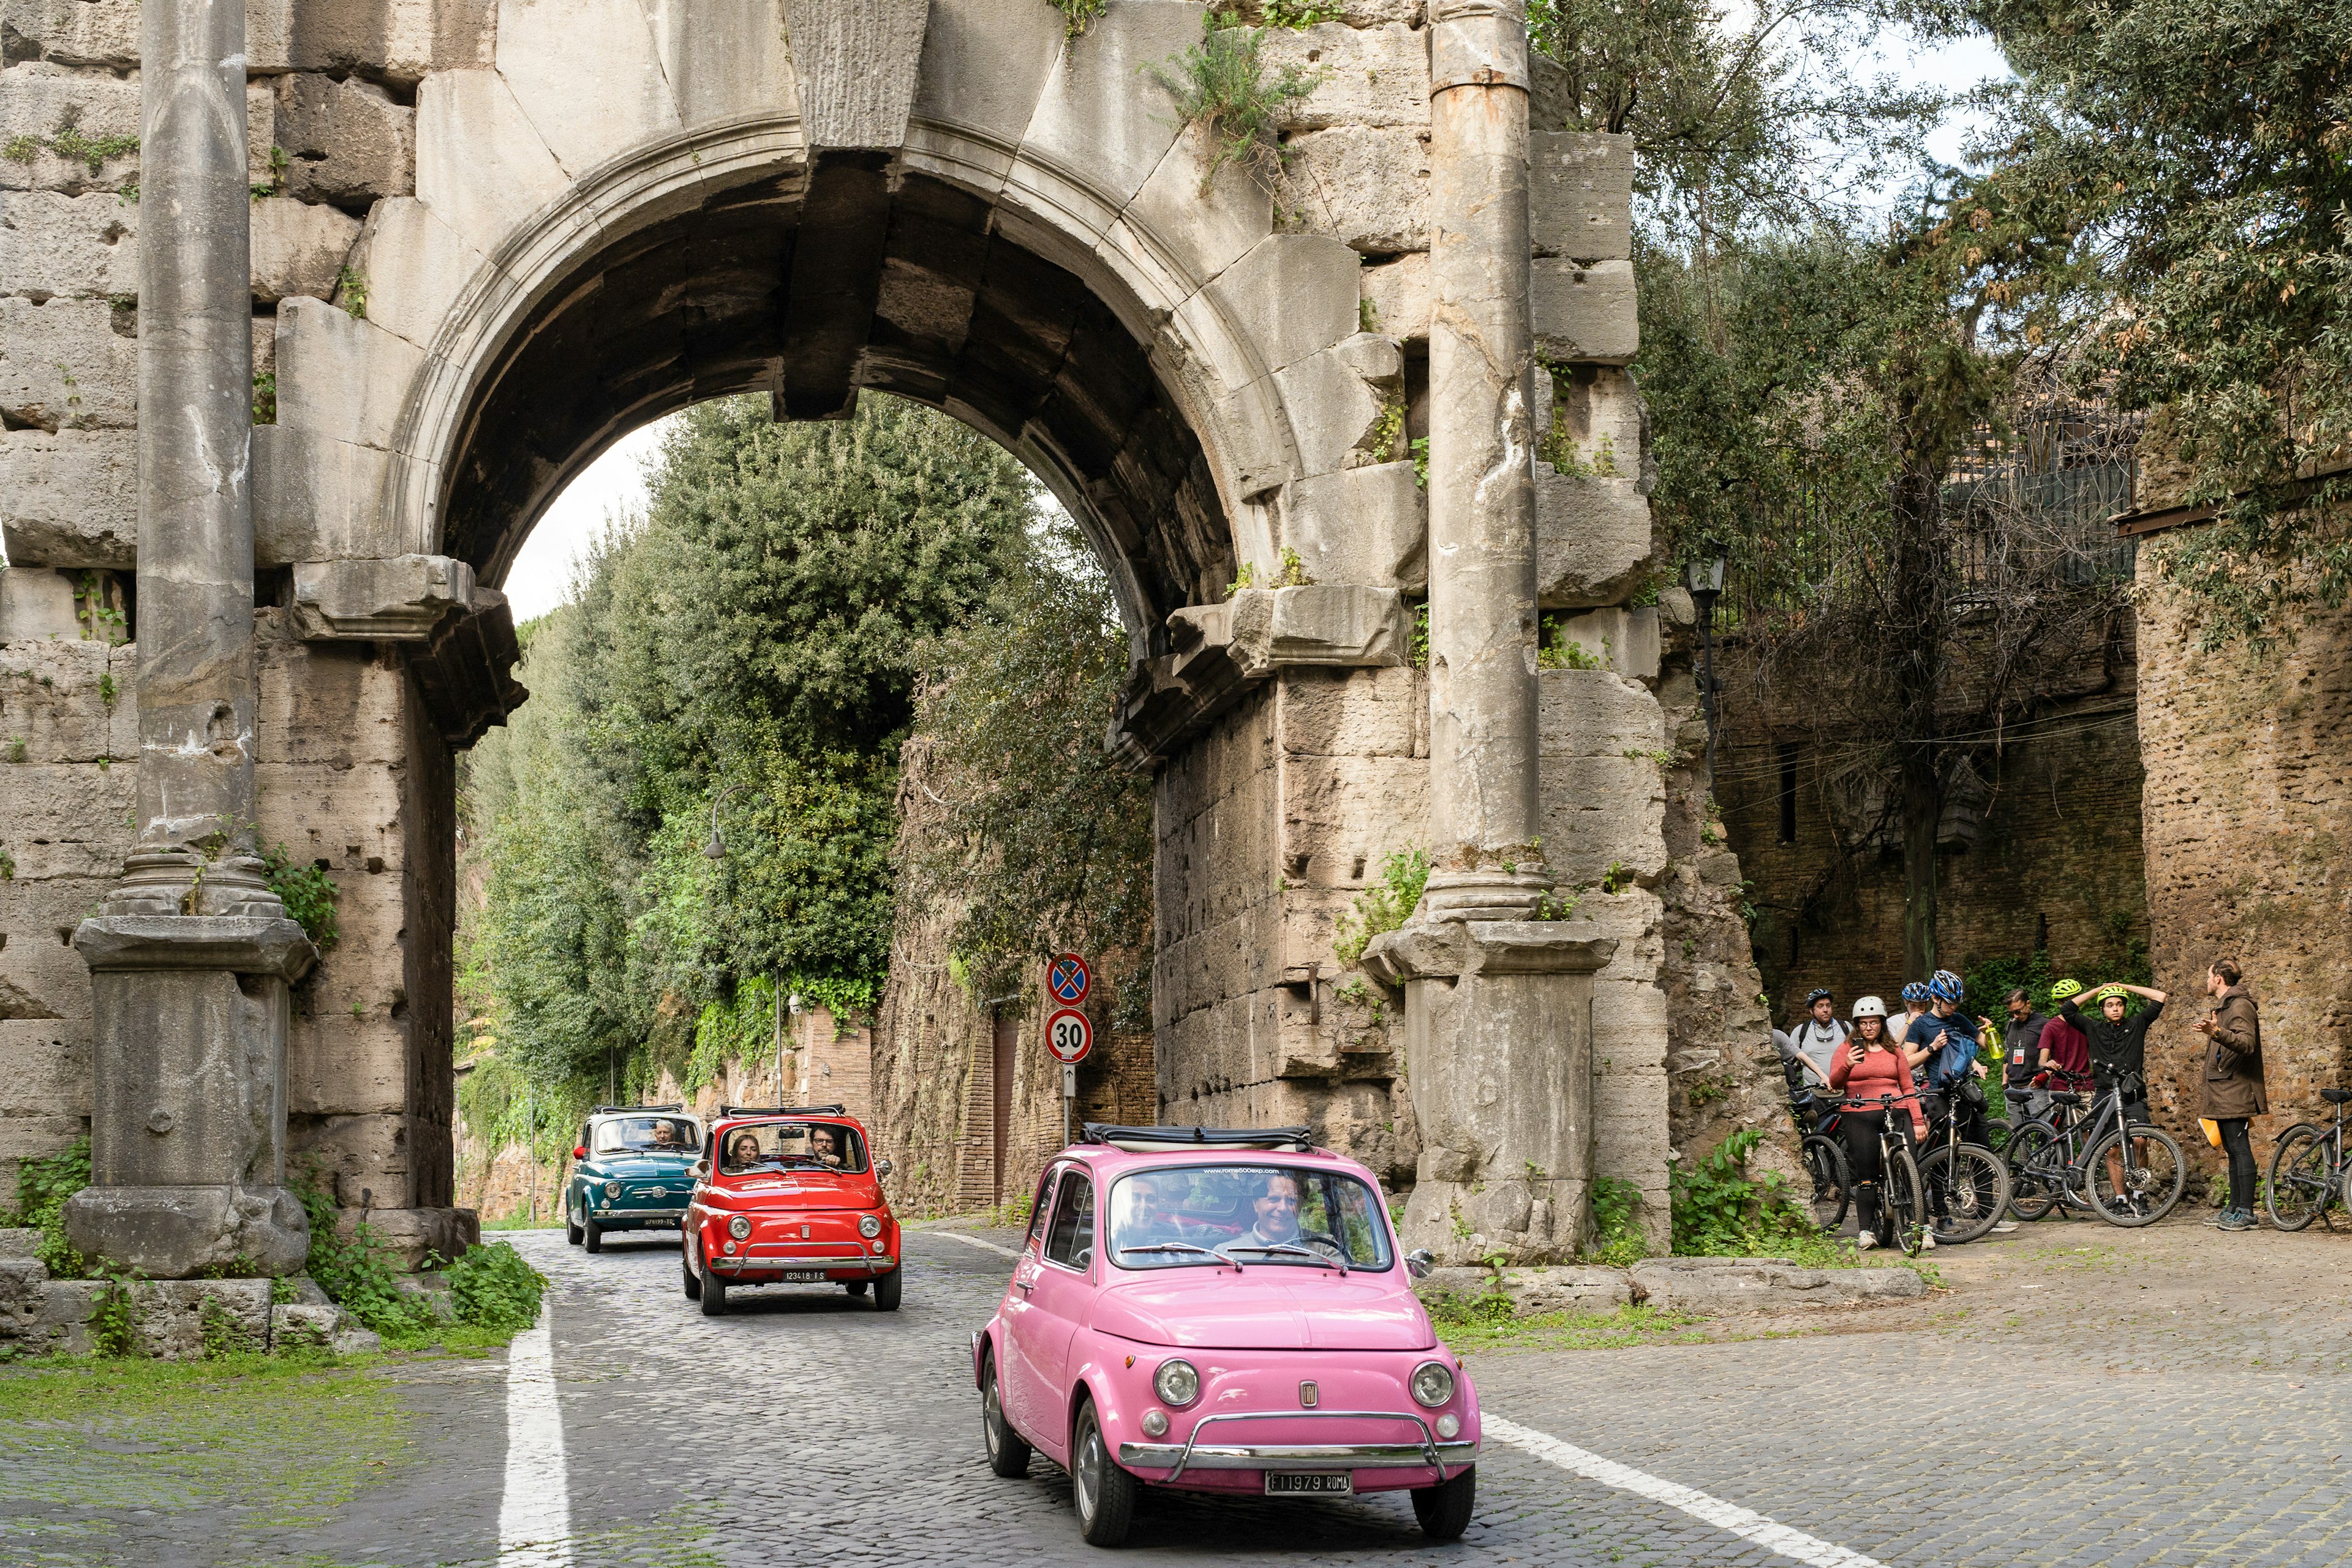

{"left": 1362, "top": 921, "right": 1615, "bottom": 1263}
{"left": 64, "top": 916, "right": 316, "bottom": 1278}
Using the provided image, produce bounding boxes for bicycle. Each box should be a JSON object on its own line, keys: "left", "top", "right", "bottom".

{"left": 1916, "top": 1083, "right": 2011, "bottom": 1243}
{"left": 2002, "top": 1072, "right": 2186, "bottom": 1227}
{"left": 2264, "top": 1087, "right": 2352, "bottom": 1230}
{"left": 1830, "top": 1092, "right": 1927, "bottom": 1257}
{"left": 1787, "top": 1082, "right": 1852, "bottom": 1233}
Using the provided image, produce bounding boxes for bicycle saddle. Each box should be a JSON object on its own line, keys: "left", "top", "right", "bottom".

{"left": 2003, "top": 1088, "right": 2036, "bottom": 1102}
{"left": 2323, "top": 1088, "right": 2352, "bottom": 1105}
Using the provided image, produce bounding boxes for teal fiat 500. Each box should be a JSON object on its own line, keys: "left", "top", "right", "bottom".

{"left": 565, "top": 1106, "right": 704, "bottom": 1252}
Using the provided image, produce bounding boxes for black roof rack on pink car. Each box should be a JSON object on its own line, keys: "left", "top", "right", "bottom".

{"left": 718, "top": 1103, "right": 846, "bottom": 1118}
{"left": 1080, "top": 1123, "right": 1316, "bottom": 1152}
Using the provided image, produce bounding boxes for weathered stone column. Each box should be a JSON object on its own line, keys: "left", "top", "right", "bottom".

{"left": 1422, "top": 0, "right": 1549, "bottom": 919}
{"left": 62, "top": 0, "right": 315, "bottom": 1276}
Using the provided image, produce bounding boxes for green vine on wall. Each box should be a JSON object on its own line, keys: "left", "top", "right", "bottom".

{"left": 1333, "top": 848, "right": 1431, "bottom": 967}
{"left": 1046, "top": 0, "right": 1106, "bottom": 34}
{"left": 262, "top": 843, "right": 340, "bottom": 954}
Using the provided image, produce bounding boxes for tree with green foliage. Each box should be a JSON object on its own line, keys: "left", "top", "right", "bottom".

{"left": 1945, "top": 0, "right": 2352, "bottom": 650}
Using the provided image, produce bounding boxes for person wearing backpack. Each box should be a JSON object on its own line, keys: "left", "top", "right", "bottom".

{"left": 1774, "top": 989, "right": 1848, "bottom": 1093}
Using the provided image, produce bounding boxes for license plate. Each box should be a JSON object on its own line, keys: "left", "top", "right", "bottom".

{"left": 778, "top": 1270, "right": 829, "bottom": 1283}
{"left": 1265, "top": 1472, "right": 1352, "bottom": 1496}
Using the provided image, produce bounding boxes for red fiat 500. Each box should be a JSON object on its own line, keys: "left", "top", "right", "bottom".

{"left": 682, "top": 1105, "right": 902, "bottom": 1314}
{"left": 973, "top": 1125, "right": 1477, "bottom": 1548}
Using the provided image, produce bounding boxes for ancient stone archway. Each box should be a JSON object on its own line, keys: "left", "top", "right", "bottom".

{"left": 0, "top": 0, "right": 1737, "bottom": 1280}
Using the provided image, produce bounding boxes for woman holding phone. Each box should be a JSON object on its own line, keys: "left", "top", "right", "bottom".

{"left": 1830, "top": 997, "right": 1929, "bottom": 1249}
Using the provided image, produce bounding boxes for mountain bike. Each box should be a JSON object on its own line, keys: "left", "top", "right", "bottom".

{"left": 1831, "top": 1093, "right": 1926, "bottom": 1257}
{"left": 2003, "top": 1072, "right": 2185, "bottom": 1227}
{"left": 1788, "top": 1084, "right": 1852, "bottom": 1232}
{"left": 2264, "top": 1088, "right": 2352, "bottom": 1230}
{"left": 1917, "top": 1085, "right": 2011, "bottom": 1243}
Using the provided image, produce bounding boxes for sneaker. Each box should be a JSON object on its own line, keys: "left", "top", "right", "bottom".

{"left": 1920, "top": 1231, "right": 1936, "bottom": 1250}
{"left": 1856, "top": 1233, "right": 1879, "bottom": 1250}
{"left": 2217, "top": 1208, "right": 2253, "bottom": 1232}
{"left": 1990, "top": 1221, "right": 2019, "bottom": 1234}
{"left": 2203, "top": 1206, "right": 2233, "bottom": 1227}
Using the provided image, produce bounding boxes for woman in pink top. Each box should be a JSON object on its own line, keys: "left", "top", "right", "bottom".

{"left": 1829, "top": 997, "right": 1928, "bottom": 1249}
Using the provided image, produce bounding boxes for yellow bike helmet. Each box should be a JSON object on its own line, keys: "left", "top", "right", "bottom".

{"left": 2049, "top": 978, "right": 2083, "bottom": 1001}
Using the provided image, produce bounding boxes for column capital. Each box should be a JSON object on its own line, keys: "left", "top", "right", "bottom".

{"left": 1360, "top": 919, "right": 1615, "bottom": 986}
{"left": 75, "top": 915, "right": 317, "bottom": 983}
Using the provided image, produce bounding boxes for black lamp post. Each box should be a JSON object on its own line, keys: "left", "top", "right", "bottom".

{"left": 1684, "top": 543, "right": 1728, "bottom": 785}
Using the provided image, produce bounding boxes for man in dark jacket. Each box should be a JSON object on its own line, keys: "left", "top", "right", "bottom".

{"left": 1996, "top": 989, "right": 2051, "bottom": 1126}
{"left": 2196, "top": 959, "right": 2267, "bottom": 1231}
{"left": 2058, "top": 980, "right": 2169, "bottom": 1213}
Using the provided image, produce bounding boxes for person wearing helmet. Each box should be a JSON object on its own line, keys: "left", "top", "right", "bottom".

{"left": 1773, "top": 988, "right": 1847, "bottom": 1093}
{"left": 2037, "top": 980, "right": 2092, "bottom": 1128}
{"left": 1899, "top": 981, "right": 1933, "bottom": 1042}
{"left": 2057, "top": 979, "right": 2169, "bottom": 1211}
{"left": 1902, "top": 970, "right": 1989, "bottom": 1148}
{"left": 1830, "top": 995, "right": 1928, "bottom": 1248}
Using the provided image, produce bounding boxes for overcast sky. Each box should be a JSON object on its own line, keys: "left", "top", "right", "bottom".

{"left": 483, "top": 18, "right": 2016, "bottom": 625}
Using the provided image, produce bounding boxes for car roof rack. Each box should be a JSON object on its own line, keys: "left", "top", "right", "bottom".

{"left": 592, "top": 1103, "right": 685, "bottom": 1115}
{"left": 1080, "top": 1123, "right": 1316, "bottom": 1153}
{"left": 717, "top": 1103, "right": 847, "bottom": 1118}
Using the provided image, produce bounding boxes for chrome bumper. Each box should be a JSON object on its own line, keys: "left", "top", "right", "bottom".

{"left": 709, "top": 1253, "right": 896, "bottom": 1272}
{"left": 1119, "top": 1409, "right": 1475, "bottom": 1481}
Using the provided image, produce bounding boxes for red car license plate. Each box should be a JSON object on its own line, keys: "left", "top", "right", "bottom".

{"left": 778, "top": 1270, "right": 828, "bottom": 1283}
{"left": 1265, "top": 1472, "right": 1351, "bottom": 1496}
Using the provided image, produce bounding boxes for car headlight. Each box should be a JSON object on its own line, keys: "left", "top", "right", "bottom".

{"left": 728, "top": 1215, "right": 751, "bottom": 1240}
{"left": 603, "top": 1180, "right": 620, "bottom": 1199}
{"left": 1410, "top": 1360, "right": 1456, "bottom": 1409}
{"left": 1153, "top": 1359, "right": 1200, "bottom": 1408}
{"left": 859, "top": 1214, "right": 883, "bottom": 1238}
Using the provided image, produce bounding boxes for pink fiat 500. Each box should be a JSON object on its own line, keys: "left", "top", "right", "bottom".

{"left": 972, "top": 1125, "right": 1477, "bottom": 1547}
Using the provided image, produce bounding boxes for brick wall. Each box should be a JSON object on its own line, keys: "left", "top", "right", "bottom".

{"left": 1719, "top": 614, "right": 2150, "bottom": 1025}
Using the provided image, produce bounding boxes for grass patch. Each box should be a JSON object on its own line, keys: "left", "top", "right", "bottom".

{"left": 0, "top": 1352, "right": 410, "bottom": 1530}
{"left": 1429, "top": 1300, "right": 1711, "bottom": 1355}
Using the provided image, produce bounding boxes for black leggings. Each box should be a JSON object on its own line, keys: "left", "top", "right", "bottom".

{"left": 2217, "top": 1117, "right": 2256, "bottom": 1211}
{"left": 1840, "top": 1109, "right": 1916, "bottom": 1236}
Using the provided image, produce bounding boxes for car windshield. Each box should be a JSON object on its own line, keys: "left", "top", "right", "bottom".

{"left": 1108, "top": 1165, "right": 1392, "bottom": 1271}
{"left": 592, "top": 1116, "right": 700, "bottom": 1155}
{"left": 718, "top": 1120, "right": 866, "bottom": 1174}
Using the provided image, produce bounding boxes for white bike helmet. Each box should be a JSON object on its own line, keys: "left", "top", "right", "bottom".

{"left": 1851, "top": 995, "right": 1888, "bottom": 1019}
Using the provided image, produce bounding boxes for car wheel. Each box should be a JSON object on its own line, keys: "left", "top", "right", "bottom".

{"left": 1071, "top": 1400, "right": 1139, "bottom": 1547}
{"left": 699, "top": 1270, "right": 727, "bottom": 1316}
{"left": 565, "top": 1199, "right": 582, "bottom": 1246}
{"left": 982, "top": 1349, "right": 1030, "bottom": 1479}
{"left": 681, "top": 1250, "right": 701, "bottom": 1301}
{"left": 872, "top": 1268, "right": 902, "bottom": 1313}
{"left": 843, "top": 1279, "right": 869, "bottom": 1297}
{"left": 1411, "top": 1466, "right": 1476, "bottom": 1541}
{"left": 583, "top": 1219, "right": 603, "bottom": 1254}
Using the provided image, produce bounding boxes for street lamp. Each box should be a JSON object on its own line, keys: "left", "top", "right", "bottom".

{"left": 1684, "top": 542, "right": 1728, "bottom": 785}
{"left": 701, "top": 782, "right": 748, "bottom": 859}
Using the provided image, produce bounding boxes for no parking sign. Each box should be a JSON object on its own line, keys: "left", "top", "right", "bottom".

{"left": 1047, "top": 952, "right": 1092, "bottom": 1006}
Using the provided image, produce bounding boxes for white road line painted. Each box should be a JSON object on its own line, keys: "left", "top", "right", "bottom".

{"left": 1483, "top": 1414, "right": 1885, "bottom": 1568}
{"left": 497, "top": 1310, "right": 573, "bottom": 1567}
{"left": 925, "top": 1229, "right": 1022, "bottom": 1259}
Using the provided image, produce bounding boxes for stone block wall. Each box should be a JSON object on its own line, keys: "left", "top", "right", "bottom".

{"left": 2136, "top": 565, "right": 2352, "bottom": 1163}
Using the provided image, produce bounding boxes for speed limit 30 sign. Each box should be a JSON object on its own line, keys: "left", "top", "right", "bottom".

{"left": 1044, "top": 1007, "right": 1094, "bottom": 1065}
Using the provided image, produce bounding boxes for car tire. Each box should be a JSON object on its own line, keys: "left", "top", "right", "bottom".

{"left": 700, "top": 1271, "right": 727, "bottom": 1316}
{"left": 872, "top": 1268, "right": 902, "bottom": 1312}
{"left": 1411, "top": 1466, "right": 1476, "bottom": 1541}
{"left": 982, "top": 1349, "right": 1030, "bottom": 1479}
{"left": 583, "top": 1219, "right": 603, "bottom": 1254}
{"left": 843, "top": 1279, "right": 869, "bottom": 1296}
{"left": 565, "top": 1200, "right": 582, "bottom": 1246}
{"left": 681, "top": 1251, "right": 701, "bottom": 1301}
{"left": 1071, "top": 1399, "right": 1139, "bottom": 1548}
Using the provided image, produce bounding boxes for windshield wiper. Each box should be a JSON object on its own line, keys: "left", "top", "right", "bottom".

{"left": 1117, "top": 1242, "right": 1242, "bottom": 1270}
{"left": 1222, "top": 1243, "right": 1348, "bottom": 1275}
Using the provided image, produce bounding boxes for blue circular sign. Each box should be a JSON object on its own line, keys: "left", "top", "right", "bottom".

{"left": 1048, "top": 953, "right": 1091, "bottom": 1006}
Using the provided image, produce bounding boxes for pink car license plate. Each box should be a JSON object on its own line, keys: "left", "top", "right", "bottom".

{"left": 1265, "top": 1472, "right": 1351, "bottom": 1496}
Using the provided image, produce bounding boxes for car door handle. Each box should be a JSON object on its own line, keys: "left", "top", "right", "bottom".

{"left": 1013, "top": 1277, "right": 1033, "bottom": 1294}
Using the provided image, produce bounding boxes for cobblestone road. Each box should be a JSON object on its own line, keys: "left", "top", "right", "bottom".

{"left": 14, "top": 1216, "right": 2352, "bottom": 1566}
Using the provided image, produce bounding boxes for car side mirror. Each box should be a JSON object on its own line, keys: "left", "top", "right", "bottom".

{"left": 1405, "top": 1248, "right": 1434, "bottom": 1280}
{"left": 876, "top": 1157, "right": 893, "bottom": 1177}
{"left": 573, "top": 1145, "right": 586, "bottom": 1161}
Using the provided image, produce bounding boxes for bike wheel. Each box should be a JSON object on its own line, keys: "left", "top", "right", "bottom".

{"left": 2264, "top": 1124, "right": 2328, "bottom": 1231}
{"left": 2088, "top": 1125, "right": 2186, "bottom": 1226}
{"left": 1801, "top": 1134, "right": 1851, "bottom": 1233}
{"left": 1882, "top": 1145, "right": 1926, "bottom": 1257}
{"left": 2003, "top": 1123, "right": 2061, "bottom": 1221}
{"left": 1921, "top": 1143, "right": 2011, "bottom": 1244}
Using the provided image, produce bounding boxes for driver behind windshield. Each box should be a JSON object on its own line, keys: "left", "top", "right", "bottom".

{"left": 809, "top": 1126, "right": 845, "bottom": 1167}
{"left": 1237, "top": 1172, "right": 1343, "bottom": 1259}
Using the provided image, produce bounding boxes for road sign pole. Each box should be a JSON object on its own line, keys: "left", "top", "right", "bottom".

{"left": 1063, "top": 1063, "right": 1076, "bottom": 1145}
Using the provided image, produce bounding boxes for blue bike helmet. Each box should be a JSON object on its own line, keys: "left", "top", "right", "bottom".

{"left": 1804, "top": 987, "right": 1833, "bottom": 1007}
{"left": 1901, "top": 981, "right": 1929, "bottom": 1003}
{"left": 1928, "top": 968, "right": 1965, "bottom": 1003}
